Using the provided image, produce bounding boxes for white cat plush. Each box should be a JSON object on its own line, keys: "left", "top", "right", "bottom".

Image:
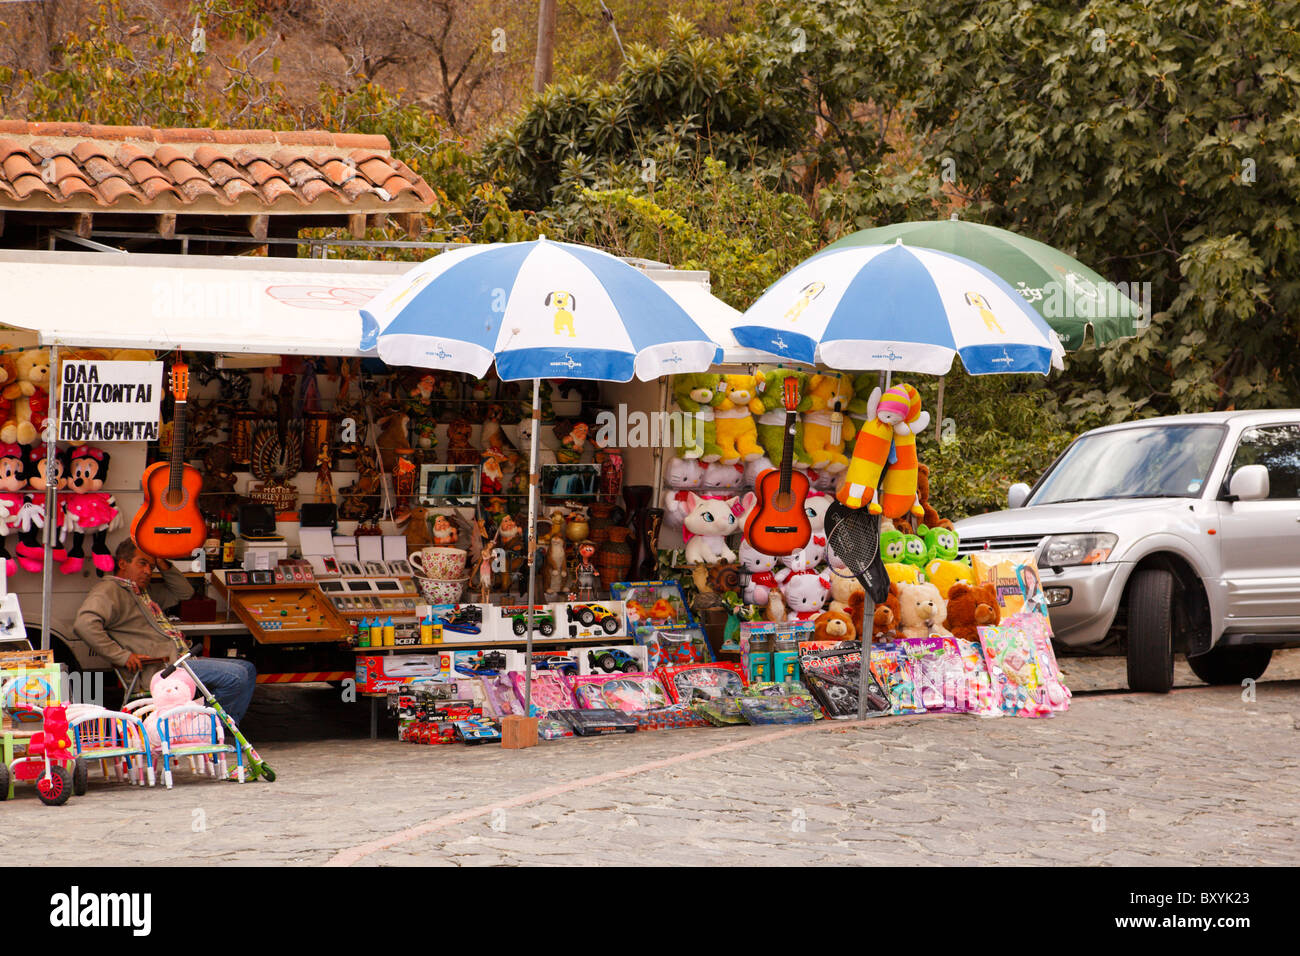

{"left": 682, "top": 493, "right": 739, "bottom": 564}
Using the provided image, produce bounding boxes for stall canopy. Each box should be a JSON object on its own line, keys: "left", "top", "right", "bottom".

{"left": 0, "top": 249, "right": 750, "bottom": 360}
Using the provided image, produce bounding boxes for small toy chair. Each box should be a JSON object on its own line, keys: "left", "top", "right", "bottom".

{"left": 150, "top": 705, "right": 242, "bottom": 789}
{"left": 69, "top": 708, "right": 154, "bottom": 788}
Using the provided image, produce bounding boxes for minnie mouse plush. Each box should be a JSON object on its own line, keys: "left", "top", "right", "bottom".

{"left": 15, "top": 444, "right": 68, "bottom": 573}
{"left": 0, "top": 442, "right": 27, "bottom": 575}
{"left": 61, "top": 445, "right": 119, "bottom": 575}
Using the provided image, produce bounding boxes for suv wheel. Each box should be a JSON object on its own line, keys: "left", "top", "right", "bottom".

{"left": 1126, "top": 568, "right": 1175, "bottom": 693}
{"left": 1187, "top": 645, "right": 1273, "bottom": 686}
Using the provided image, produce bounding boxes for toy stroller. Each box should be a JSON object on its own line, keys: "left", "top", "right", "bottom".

{"left": 157, "top": 654, "right": 277, "bottom": 783}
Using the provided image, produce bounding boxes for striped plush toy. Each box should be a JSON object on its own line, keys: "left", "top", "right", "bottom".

{"left": 836, "top": 383, "right": 929, "bottom": 517}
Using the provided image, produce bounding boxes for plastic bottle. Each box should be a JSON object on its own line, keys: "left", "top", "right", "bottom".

{"left": 420, "top": 614, "right": 434, "bottom": 645}
{"left": 383, "top": 616, "right": 396, "bottom": 647}
{"left": 358, "top": 616, "right": 371, "bottom": 648}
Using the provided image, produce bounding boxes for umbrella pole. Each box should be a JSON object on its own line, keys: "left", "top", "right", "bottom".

{"left": 39, "top": 344, "right": 59, "bottom": 651}
{"left": 935, "top": 376, "right": 945, "bottom": 443}
{"left": 524, "top": 377, "right": 541, "bottom": 719}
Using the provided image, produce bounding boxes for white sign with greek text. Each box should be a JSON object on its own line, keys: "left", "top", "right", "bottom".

{"left": 57, "top": 361, "right": 164, "bottom": 443}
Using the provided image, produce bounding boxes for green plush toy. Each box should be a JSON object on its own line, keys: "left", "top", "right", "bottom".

{"left": 881, "top": 529, "right": 907, "bottom": 564}
{"left": 920, "top": 524, "right": 962, "bottom": 564}
{"left": 672, "top": 372, "right": 725, "bottom": 461}
{"left": 881, "top": 528, "right": 928, "bottom": 586}
{"left": 752, "top": 368, "right": 813, "bottom": 467}
{"left": 900, "top": 532, "right": 929, "bottom": 568}
{"left": 846, "top": 372, "right": 878, "bottom": 424}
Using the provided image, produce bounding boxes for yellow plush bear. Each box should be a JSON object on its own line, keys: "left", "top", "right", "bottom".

{"left": 924, "top": 558, "right": 975, "bottom": 598}
{"left": 712, "top": 374, "right": 765, "bottom": 463}
{"left": 2, "top": 349, "right": 51, "bottom": 445}
{"left": 802, "top": 372, "right": 855, "bottom": 471}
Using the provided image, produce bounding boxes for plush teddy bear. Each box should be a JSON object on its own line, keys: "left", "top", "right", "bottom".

{"left": 872, "top": 583, "right": 902, "bottom": 641}
{"left": 801, "top": 372, "right": 855, "bottom": 472}
{"left": 682, "top": 493, "right": 739, "bottom": 565}
{"left": 0, "top": 351, "right": 16, "bottom": 436}
{"left": 814, "top": 608, "right": 856, "bottom": 643}
{"left": 711, "top": 374, "right": 765, "bottom": 464}
{"left": 752, "top": 368, "right": 812, "bottom": 467}
{"left": 925, "top": 558, "right": 974, "bottom": 598}
{"left": 943, "top": 582, "right": 1001, "bottom": 643}
{"left": 828, "top": 564, "right": 864, "bottom": 617}
{"left": 671, "top": 372, "right": 724, "bottom": 461}
{"left": 896, "top": 580, "right": 953, "bottom": 640}
{"left": 2, "top": 349, "right": 51, "bottom": 445}
{"left": 776, "top": 567, "right": 831, "bottom": 622}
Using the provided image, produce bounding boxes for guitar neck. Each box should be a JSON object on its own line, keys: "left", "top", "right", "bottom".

{"left": 778, "top": 409, "right": 796, "bottom": 495}
{"left": 169, "top": 399, "right": 187, "bottom": 495}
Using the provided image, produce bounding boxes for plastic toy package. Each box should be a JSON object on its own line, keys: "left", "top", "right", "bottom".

{"left": 637, "top": 625, "right": 712, "bottom": 671}
{"left": 571, "top": 672, "right": 672, "bottom": 712}
{"left": 537, "top": 716, "right": 575, "bottom": 740}
{"left": 508, "top": 670, "right": 576, "bottom": 714}
{"left": 978, "top": 623, "right": 1054, "bottom": 717}
{"left": 738, "top": 695, "right": 818, "bottom": 725}
{"left": 1003, "top": 610, "right": 1072, "bottom": 712}
{"left": 658, "top": 662, "right": 747, "bottom": 704}
{"left": 454, "top": 716, "right": 502, "bottom": 745}
{"left": 552, "top": 708, "right": 639, "bottom": 736}
{"left": 798, "top": 645, "right": 891, "bottom": 719}
{"left": 868, "top": 643, "right": 926, "bottom": 716}
{"left": 954, "top": 638, "right": 1000, "bottom": 717}
{"left": 691, "top": 696, "right": 748, "bottom": 726}
{"left": 627, "top": 703, "right": 711, "bottom": 731}
{"left": 896, "top": 637, "right": 951, "bottom": 713}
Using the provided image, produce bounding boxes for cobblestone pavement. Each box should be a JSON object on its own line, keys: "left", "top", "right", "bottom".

{"left": 2, "top": 652, "right": 1298, "bottom": 866}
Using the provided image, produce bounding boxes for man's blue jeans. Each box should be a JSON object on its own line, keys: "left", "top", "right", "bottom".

{"left": 188, "top": 658, "right": 257, "bottom": 726}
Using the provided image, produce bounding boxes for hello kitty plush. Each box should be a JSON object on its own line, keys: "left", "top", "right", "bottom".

{"left": 778, "top": 533, "right": 827, "bottom": 574}
{"left": 742, "top": 454, "right": 774, "bottom": 490}
{"left": 664, "top": 457, "right": 705, "bottom": 530}
{"left": 701, "top": 462, "right": 744, "bottom": 492}
{"left": 682, "top": 493, "right": 739, "bottom": 565}
{"left": 738, "top": 539, "right": 779, "bottom": 605}
{"left": 0, "top": 442, "right": 26, "bottom": 575}
{"left": 776, "top": 567, "right": 832, "bottom": 621}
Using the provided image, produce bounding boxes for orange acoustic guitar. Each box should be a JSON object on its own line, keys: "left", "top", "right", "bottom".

{"left": 131, "top": 360, "right": 207, "bottom": 559}
{"left": 744, "top": 376, "right": 812, "bottom": 557}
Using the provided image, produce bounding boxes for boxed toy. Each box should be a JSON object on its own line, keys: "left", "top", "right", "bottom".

{"left": 611, "top": 580, "right": 693, "bottom": 632}
{"left": 554, "top": 600, "right": 628, "bottom": 639}
{"left": 446, "top": 648, "right": 511, "bottom": 677}
{"left": 637, "top": 624, "right": 712, "bottom": 670}
{"left": 577, "top": 643, "right": 649, "bottom": 676}
{"left": 570, "top": 672, "right": 672, "bottom": 711}
{"left": 421, "top": 603, "right": 491, "bottom": 643}
{"left": 355, "top": 654, "right": 441, "bottom": 693}
{"left": 490, "top": 604, "right": 557, "bottom": 641}
{"left": 971, "top": 551, "right": 1044, "bottom": 619}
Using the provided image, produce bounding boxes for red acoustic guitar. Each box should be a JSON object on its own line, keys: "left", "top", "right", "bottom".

{"left": 131, "top": 360, "right": 207, "bottom": 559}
{"left": 744, "top": 376, "right": 812, "bottom": 556}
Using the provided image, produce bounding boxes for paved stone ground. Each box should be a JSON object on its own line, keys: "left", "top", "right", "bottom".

{"left": 2, "top": 651, "right": 1298, "bottom": 866}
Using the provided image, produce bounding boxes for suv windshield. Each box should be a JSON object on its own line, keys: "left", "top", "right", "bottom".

{"left": 1031, "top": 423, "right": 1224, "bottom": 505}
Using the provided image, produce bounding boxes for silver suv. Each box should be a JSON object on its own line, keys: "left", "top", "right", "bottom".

{"left": 954, "top": 411, "right": 1300, "bottom": 692}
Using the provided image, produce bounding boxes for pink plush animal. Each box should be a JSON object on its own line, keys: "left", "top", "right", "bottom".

{"left": 143, "top": 668, "right": 202, "bottom": 747}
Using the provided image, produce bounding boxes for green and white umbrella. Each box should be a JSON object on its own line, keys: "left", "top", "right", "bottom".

{"left": 824, "top": 220, "right": 1145, "bottom": 350}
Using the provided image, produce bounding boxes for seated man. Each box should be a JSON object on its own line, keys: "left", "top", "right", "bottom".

{"left": 74, "top": 539, "right": 257, "bottom": 725}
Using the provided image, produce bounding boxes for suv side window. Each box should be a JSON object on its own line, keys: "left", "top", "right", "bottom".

{"left": 1225, "top": 424, "right": 1300, "bottom": 499}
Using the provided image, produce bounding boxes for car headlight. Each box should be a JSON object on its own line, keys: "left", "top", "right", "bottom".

{"left": 1038, "top": 533, "right": 1117, "bottom": 568}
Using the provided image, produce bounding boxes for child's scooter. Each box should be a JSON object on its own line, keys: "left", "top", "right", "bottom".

{"left": 158, "top": 654, "right": 277, "bottom": 783}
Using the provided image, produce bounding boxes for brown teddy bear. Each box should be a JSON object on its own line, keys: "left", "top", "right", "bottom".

{"left": 814, "top": 608, "right": 856, "bottom": 643}
{"left": 871, "top": 582, "right": 902, "bottom": 642}
{"left": 942, "top": 581, "right": 1000, "bottom": 643}
{"left": 2, "top": 348, "right": 51, "bottom": 445}
{"left": 445, "top": 419, "right": 479, "bottom": 465}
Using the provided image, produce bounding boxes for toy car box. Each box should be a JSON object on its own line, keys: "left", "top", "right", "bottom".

{"left": 491, "top": 604, "right": 557, "bottom": 641}
{"left": 578, "top": 643, "right": 649, "bottom": 676}
{"left": 420, "top": 603, "right": 490, "bottom": 643}
{"left": 355, "top": 654, "right": 442, "bottom": 693}
{"left": 554, "top": 600, "right": 627, "bottom": 639}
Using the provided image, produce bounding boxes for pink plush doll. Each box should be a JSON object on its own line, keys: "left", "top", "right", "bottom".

{"left": 61, "top": 445, "right": 120, "bottom": 576}
{"left": 143, "top": 668, "right": 205, "bottom": 748}
{"left": 0, "top": 442, "right": 27, "bottom": 576}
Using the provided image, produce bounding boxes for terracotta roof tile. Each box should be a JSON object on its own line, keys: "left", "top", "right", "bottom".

{"left": 0, "top": 121, "right": 431, "bottom": 215}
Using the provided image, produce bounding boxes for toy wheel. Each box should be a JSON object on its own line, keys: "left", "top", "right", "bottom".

{"left": 578, "top": 608, "right": 595, "bottom": 626}
{"left": 512, "top": 619, "right": 526, "bottom": 636}
{"left": 259, "top": 764, "right": 277, "bottom": 783}
{"left": 0, "top": 763, "right": 9, "bottom": 801}
{"left": 73, "top": 758, "right": 88, "bottom": 796}
{"left": 540, "top": 620, "right": 555, "bottom": 636}
{"left": 621, "top": 662, "right": 638, "bottom": 674}
{"left": 37, "top": 765, "right": 73, "bottom": 806}
{"left": 600, "top": 617, "right": 620, "bottom": 634}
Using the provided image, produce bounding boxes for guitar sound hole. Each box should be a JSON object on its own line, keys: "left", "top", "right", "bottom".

{"left": 165, "top": 491, "right": 185, "bottom": 508}
{"left": 773, "top": 493, "right": 791, "bottom": 511}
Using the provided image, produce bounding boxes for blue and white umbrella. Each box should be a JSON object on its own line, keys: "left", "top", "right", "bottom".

{"left": 358, "top": 238, "right": 721, "bottom": 728}
{"left": 360, "top": 237, "right": 722, "bottom": 381}
{"left": 734, "top": 240, "right": 1066, "bottom": 375}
